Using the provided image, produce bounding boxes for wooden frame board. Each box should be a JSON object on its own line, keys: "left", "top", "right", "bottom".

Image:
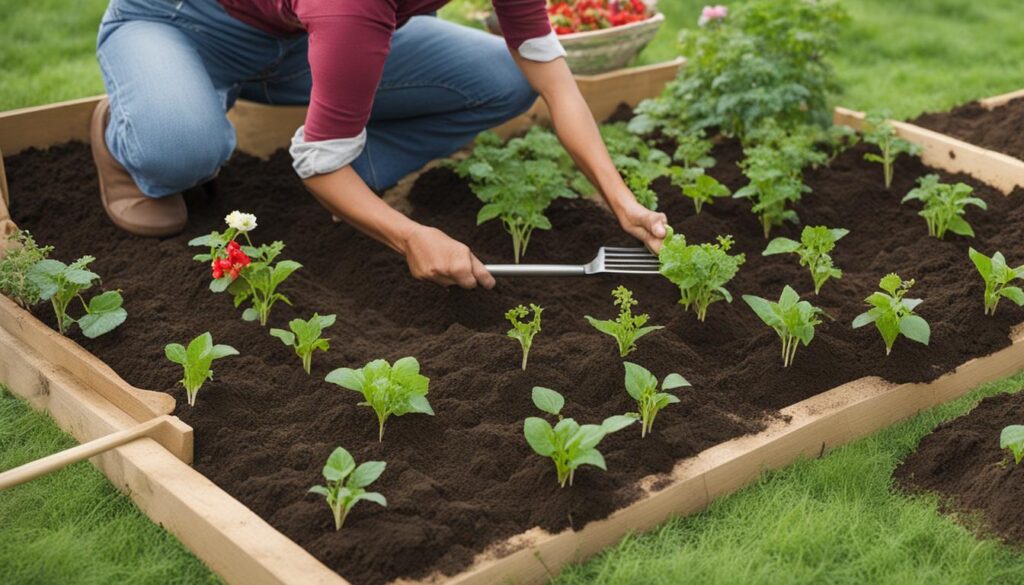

{"left": 3, "top": 65, "right": 1023, "bottom": 585}
{"left": 833, "top": 106, "right": 1024, "bottom": 194}
{"left": 979, "top": 87, "right": 1024, "bottom": 110}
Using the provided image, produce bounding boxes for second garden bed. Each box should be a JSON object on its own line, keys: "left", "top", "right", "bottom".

{"left": 6, "top": 125, "right": 1024, "bottom": 583}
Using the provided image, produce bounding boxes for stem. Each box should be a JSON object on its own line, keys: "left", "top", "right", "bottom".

{"left": 302, "top": 352, "right": 312, "bottom": 375}
{"left": 377, "top": 412, "right": 387, "bottom": 443}
{"left": 52, "top": 298, "right": 67, "bottom": 334}
{"left": 521, "top": 348, "right": 528, "bottom": 370}
{"left": 694, "top": 199, "right": 703, "bottom": 214}
{"left": 762, "top": 215, "right": 771, "bottom": 239}
{"left": 187, "top": 388, "right": 197, "bottom": 407}
{"left": 333, "top": 503, "right": 346, "bottom": 531}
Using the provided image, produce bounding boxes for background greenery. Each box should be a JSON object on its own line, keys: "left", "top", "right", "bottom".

{"left": 2, "top": 0, "right": 1024, "bottom": 583}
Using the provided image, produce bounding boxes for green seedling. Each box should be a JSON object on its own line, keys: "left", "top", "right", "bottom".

{"left": 902, "top": 174, "right": 987, "bottom": 239}
{"left": 852, "top": 273, "right": 930, "bottom": 355}
{"left": 623, "top": 362, "right": 689, "bottom": 438}
{"left": 1000, "top": 425, "right": 1024, "bottom": 465}
{"left": 763, "top": 226, "right": 849, "bottom": 294}
{"left": 969, "top": 248, "right": 1024, "bottom": 316}
{"left": 659, "top": 227, "right": 745, "bottom": 322}
{"left": 506, "top": 304, "right": 543, "bottom": 370}
{"left": 28, "top": 256, "right": 127, "bottom": 338}
{"left": 270, "top": 313, "right": 336, "bottom": 374}
{"left": 585, "top": 286, "right": 663, "bottom": 357}
{"left": 164, "top": 332, "right": 238, "bottom": 407}
{"left": 309, "top": 447, "right": 386, "bottom": 531}
{"left": 862, "top": 113, "right": 920, "bottom": 188}
{"left": 0, "top": 229, "right": 52, "bottom": 308}
{"left": 743, "top": 285, "right": 826, "bottom": 367}
{"left": 326, "top": 357, "right": 433, "bottom": 442}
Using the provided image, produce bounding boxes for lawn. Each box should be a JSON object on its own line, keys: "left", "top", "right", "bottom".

{"left": 3, "top": 0, "right": 1024, "bottom": 583}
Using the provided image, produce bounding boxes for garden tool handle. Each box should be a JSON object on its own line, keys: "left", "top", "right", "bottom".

{"left": 484, "top": 264, "right": 586, "bottom": 277}
{"left": 0, "top": 415, "right": 172, "bottom": 490}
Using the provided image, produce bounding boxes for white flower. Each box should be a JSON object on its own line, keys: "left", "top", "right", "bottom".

{"left": 225, "top": 210, "right": 257, "bottom": 232}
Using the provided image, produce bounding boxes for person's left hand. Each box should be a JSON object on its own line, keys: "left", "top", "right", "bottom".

{"left": 615, "top": 198, "right": 669, "bottom": 254}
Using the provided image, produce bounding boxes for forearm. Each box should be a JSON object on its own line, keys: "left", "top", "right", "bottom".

{"left": 303, "top": 165, "right": 418, "bottom": 254}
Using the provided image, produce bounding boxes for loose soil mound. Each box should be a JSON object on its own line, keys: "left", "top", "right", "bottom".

{"left": 894, "top": 391, "right": 1024, "bottom": 547}
{"left": 912, "top": 97, "right": 1024, "bottom": 161}
{"left": 6, "top": 133, "right": 1024, "bottom": 584}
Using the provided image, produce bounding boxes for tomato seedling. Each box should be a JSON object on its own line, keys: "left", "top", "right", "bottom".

{"left": 270, "top": 313, "right": 336, "bottom": 374}
{"left": 506, "top": 304, "right": 543, "bottom": 370}
{"left": 763, "top": 226, "right": 849, "bottom": 294}
{"left": 743, "top": 285, "right": 826, "bottom": 367}
{"left": 325, "top": 357, "right": 433, "bottom": 442}
{"left": 523, "top": 386, "right": 635, "bottom": 487}
{"left": 659, "top": 227, "right": 746, "bottom": 322}
{"left": 27, "top": 255, "right": 127, "bottom": 338}
{"left": 901, "top": 174, "right": 986, "bottom": 239}
{"left": 309, "top": 447, "right": 386, "bottom": 531}
{"left": 164, "top": 332, "right": 238, "bottom": 407}
{"left": 852, "top": 273, "right": 930, "bottom": 355}
{"left": 968, "top": 248, "right": 1024, "bottom": 316}
{"left": 585, "top": 286, "right": 663, "bottom": 357}
{"left": 862, "top": 113, "right": 919, "bottom": 189}
{"left": 623, "top": 362, "right": 689, "bottom": 438}
{"left": 1000, "top": 425, "right": 1024, "bottom": 465}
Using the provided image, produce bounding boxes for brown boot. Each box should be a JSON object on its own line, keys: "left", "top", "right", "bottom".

{"left": 90, "top": 98, "right": 187, "bottom": 237}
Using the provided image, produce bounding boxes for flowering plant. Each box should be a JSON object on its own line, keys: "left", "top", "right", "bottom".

{"left": 190, "top": 211, "right": 302, "bottom": 326}
{"left": 698, "top": 5, "right": 728, "bottom": 26}
{"left": 548, "top": 0, "right": 649, "bottom": 35}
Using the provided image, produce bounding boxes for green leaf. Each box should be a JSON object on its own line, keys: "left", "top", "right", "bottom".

{"left": 524, "top": 417, "right": 556, "bottom": 456}
{"left": 325, "top": 368, "right": 364, "bottom": 391}
{"left": 531, "top": 386, "right": 564, "bottom": 416}
{"left": 186, "top": 333, "right": 214, "bottom": 363}
{"left": 573, "top": 448, "right": 607, "bottom": 471}
{"left": 323, "top": 447, "right": 356, "bottom": 482}
{"left": 78, "top": 306, "right": 127, "bottom": 339}
{"left": 898, "top": 314, "right": 931, "bottom": 345}
{"left": 164, "top": 343, "right": 187, "bottom": 365}
{"left": 601, "top": 415, "right": 636, "bottom": 435}
{"left": 349, "top": 461, "right": 386, "bottom": 488}
{"left": 354, "top": 491, "right": 388, "bottom": 507}
{"left": 623, "top": 362, "right": 656, "bottom": 401}
{"left": 269, "top": 328, "right": 295, "bottom": 346}
{"left": 999, "top": 286, "right": 1024, "bottom": 306}
{"left": 242, "top": 308, "right": 259, "bottom": 322}
{"left": 762, "top": 237, "right": 800, "bottom": 256}
{"left": 308, "top": 485, "right": 330, "bottom": 497}
{"left": 851, "top": 311, "right": 876, "bottom": 329}
{"left": 661, "top": 373, "right": 690, "bottom": 391}
{"left": 208, "top": 344, "right": 239, "bottom": 360}
{"left": 406, "top": 394, "right": 435, "bottom": 416}
{"left": 271, "top": 260, "right": 302, "bottom": 289}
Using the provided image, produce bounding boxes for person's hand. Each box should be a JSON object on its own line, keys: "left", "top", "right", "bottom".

{"left": 615, "top": 198, "right": 669, "bottom": 253}
{"left": 401, "top": 225, "right": 495, "bottom": 290}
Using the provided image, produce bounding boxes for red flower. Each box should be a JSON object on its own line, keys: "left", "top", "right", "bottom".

{"left": 210, "top": 240, "right": 251, "bottom": 281}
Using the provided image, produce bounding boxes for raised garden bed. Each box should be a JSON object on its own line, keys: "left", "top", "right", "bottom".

{"left": 5, "top": 93, "right": 1024, "bottom": 583}
{"left": 912, "top": 95, "right": 1024, "bottom": 162}
{"left": 894, "top": 389, "right": 1024, "bottom": 548}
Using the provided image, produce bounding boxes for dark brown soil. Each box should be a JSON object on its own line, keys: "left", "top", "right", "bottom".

{"left": 894, "top": 391, "right": 1024, "bottom": 547}
{"left": 6, "top": 131, "right": 1024, "bottom": 584}
{"left": 912, "top": 97, "right": 1024, "bottom": 161}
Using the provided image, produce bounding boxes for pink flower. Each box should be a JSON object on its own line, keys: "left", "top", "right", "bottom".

{"left": 698, "top": 5, "right": 728, "bottom": 26}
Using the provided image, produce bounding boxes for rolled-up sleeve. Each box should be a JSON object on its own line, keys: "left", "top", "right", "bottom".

{"left": 493, "top": 0, "right": 566, "bottom": 62}
{"left": 288, "top": 4, "right": 394, "bottom": 178}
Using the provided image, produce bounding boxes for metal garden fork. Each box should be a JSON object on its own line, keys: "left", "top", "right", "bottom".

{"left": 485, "top": 247, "right": 660, "bottom": 276}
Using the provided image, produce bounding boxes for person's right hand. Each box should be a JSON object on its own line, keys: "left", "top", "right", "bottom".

{"left": 401, "top": 225, "right": 496, "bottom": 290}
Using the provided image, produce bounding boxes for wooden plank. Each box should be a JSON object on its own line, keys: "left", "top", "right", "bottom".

{"left": 979, "top": 88, "right": 1024, "bottom": 110}
{"left": 0, "top": 96, "right": 104, "bottom": 155}
{"left": 833, "top": 106, "right": 1024, "bottom": 195}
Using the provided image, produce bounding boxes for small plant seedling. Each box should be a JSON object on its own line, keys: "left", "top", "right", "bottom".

{"left": 763, "top": 226, "right": 849, "bottom": 294}
{"left": 325, "top": 357, "right": 433, "bottom": 442}
{"left": 270, "top": 313, "right": 336, "bottom": 374}
{"left": 523, "top": 386, "right": 635, "bottom": 487}
{"left": 679, "top": 173, "right": 731, "bottom": 214}
{"left": 585, "top": 286, "right": 663, "bottom": 357}
{"left": 27, "top": 256, "right": 127, "bottom": 338}
{"left": 852, "top": 273, "right": 930, "bottom": 355}
{"left": 505, "top": 304, "right": 543, "bottom": 370}
{"left": 164, "top": 332, "right": 238, "bottom": 407}
{"left": 0, "top": 229, "right": 52, "bottom": 308}
{"left": 623, "top": 362, "right": 689, "bottom": 438}
{"left": 862, "top": 113, "right": 920, "bottom": 189}
{"left": 309, "top": 447, "right": 386, "bottom": 531}
{"left": 743, "top": 286, "right": 826, "bottom": 367}
{"left": 734, "top": 150, "right": 809, "bottom": 238}
{"left": 969, "top": 248, "right": 1024, "bottom": 316}
{"left": 1001, "top": 425, "right": 1024, "bottom": 465}
{"left": 672, "top": 130, "right": 716, "bottom": 171}
{"left": 659, "top": 227, "right": 746, "bottom": 322}
{"left": 901, "top": 174, "right": 987, "bottom": 239}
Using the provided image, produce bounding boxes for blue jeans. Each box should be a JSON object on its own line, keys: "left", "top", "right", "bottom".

{"left": 97, "top": 0, "right": 538, "bottom": 196}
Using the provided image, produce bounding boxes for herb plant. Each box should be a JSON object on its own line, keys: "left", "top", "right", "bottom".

{"left": 190, "top": 212, "right": 302, "bottom": 326}
{"left": 733, "top": 130, "right": 818, "bottom": 238}
{"left": 27, "top": 256, "right": 127, "bottom": 338}
{"left": 325, "top": 357, "right": 433, "bottom": 442}
{"left": 1000, "top": 425, "right": 1024, "bottom": 465}
{"left": 743, "top": 286, "right": 826, "bottom": 367}
{"left": 523, "top": 386, "right": 635, "bottom": 487}
{"left": 862, "top": 114, "right": 920, "bottom": 188}
{"left": 658, "top": 227, "right": 746, "bottom": 322}
{"left": 852, "top": 273, "right": 930, "bottom": 355}
{"left": 623, "top": 362, "right": 689, "bottom": 438}
{"left": 680, "top": 173, "right": 731, "bottom": 214}
{"left": 270, "top": 313, "right": 336, "bottom": 374}
{"left": 968, "top": 248, "right": 1024, "bottom": 316}
{"left": 763, "top": 226, "right": 849, "bottom": 294}
{"left": 0, "top": 229, "right": 53, "bottom": 308}
{"left": 585, "top": 286, "right": 663, "bottom": 357}
{"left": 505, "top": 304, "right": 542, "bottom": 370}
{"left": 164, "top": 332, "right": 238, "bottom": 407}
{"left": 309, "top": 447, "right": 386, "bottom": 531}
{"left": 901, "top": 174, "right": 987, "bottom": 239}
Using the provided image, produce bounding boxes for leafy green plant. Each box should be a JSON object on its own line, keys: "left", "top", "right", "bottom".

{"left": 164, "top": 332, "right": 238, "bottom": 407}
{"left": 968, "top": 248, "right": 1024, "bottom": 316}
{"left": 852, "top": 273, "right": 930, "bottom": 355}
{"left": 743, "top": 286, "right": 826, "bottom": 367}
{"left": 763, "top": 226, "right": 849, "bottom": 294}
{"left": 523, "top": 386, "right": 635, "bottom": 487}
{"left": 309, "top": 447, "right": 386, "bottom": 531}
{"left": 325, "top": 357, "right": 433, "bottom": 442}
{"left": 601, "top": 122, "right": 675, "bottom": 211}
{"left": 680, "top": 173, "right": 731, "bottom": 214}
{"left": 901, "top": 174, "right": 987, "bottom": 239}
{"left": 1000, "top": 425, "right": 1024, "bottom": 465}
{"left": 672, "top": 130, "right": 716, "bottom": 171}
{"left": 862, "top": 114, "right": 920, "bottom": 188}
{"left": 622, "top": 362, "right": 688, "bottom": 438}
{"left": 585, "top": 286, "right": 663, "bottom": 357}
{"left": 270, "top": 313, "right": 336, "bottom": 374}
{"left": 27, "top": 256, "right": 127, "bottom": 338}
{"left": 658, "top": 227, "right": 746, "bottom": 322}
{"left": 506, "top": 303, "right": 543, "bottom": 370}
{"left": 0, "top": 229, "right": 52, "bottom": 308}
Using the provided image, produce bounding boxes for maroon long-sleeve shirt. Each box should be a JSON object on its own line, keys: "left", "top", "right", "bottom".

{"left": 218, "top": 0, "right": 552, "bottom": 143}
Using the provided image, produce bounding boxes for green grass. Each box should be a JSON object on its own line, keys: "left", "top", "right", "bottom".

{"left": 553, "top": 373, "right": 1024, "bottom": 585}
{"left": 0, "top": 385, "right": 219, "bottom": 584}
